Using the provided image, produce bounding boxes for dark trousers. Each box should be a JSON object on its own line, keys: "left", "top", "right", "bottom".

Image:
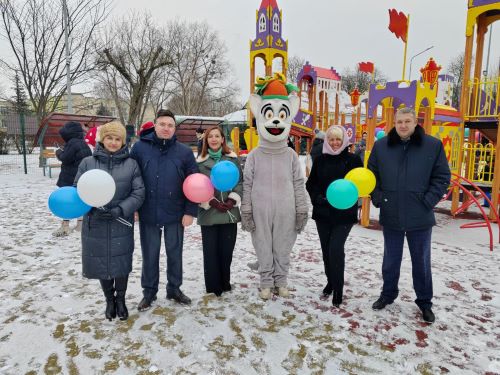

{"left": 315, "top": 221, "right": 353, "bottom": 296}
{"left": 99, "top": 275, "right": 129, "bottom": 296}
{"left": 381, "top": 227, "right": 433, "bottom": 309}
{"left": 200, "top": 224, "right": 237, "bottom": 295}
{"left": 139, "top": 221, "right": 184, "bottom": 299}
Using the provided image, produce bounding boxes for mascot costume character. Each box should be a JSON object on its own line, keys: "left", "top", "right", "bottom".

{"left": 241, "top": 73, "right": 309, "bottom": 300}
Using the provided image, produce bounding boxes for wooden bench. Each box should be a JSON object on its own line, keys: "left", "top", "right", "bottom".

{"left": 41, "top": 149, "right": 61, "bottom": 178}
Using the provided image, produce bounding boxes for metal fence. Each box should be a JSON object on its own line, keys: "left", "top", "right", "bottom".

{"left": 0, "top": 108, "right": 38, "bottom": 175}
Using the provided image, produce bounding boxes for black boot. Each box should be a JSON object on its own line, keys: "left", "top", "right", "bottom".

{"left": 332, "top": 290, "right": 343, "bottom": 308}
{"left": 100, "top": 280, "right": 116, "bottom": 321}
{"left": 322, "top": 283, "right": 332, "bottom": 297}
{"left": 115, "top": 276, "right": 129, "bottom": 320}
{"left": 115, "top": 290, "right": 128, "bottom": 321}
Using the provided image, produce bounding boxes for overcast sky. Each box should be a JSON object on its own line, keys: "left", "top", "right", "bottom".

{"left": 1, "top": 0, "right": 499, "bottom": 99}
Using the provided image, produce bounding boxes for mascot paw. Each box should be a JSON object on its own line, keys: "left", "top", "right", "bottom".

{"left": 295, "top": 212, "right": 308, "bottom": 233}
{"left": 241, "top": 212, "right": 256, "bottom": 232}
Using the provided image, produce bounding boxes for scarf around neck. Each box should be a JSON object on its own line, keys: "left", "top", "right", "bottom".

{"left": 323, "top": 125, "right": 350, "bottom": 156}
{"left": 208, "top": 147, "right": 222, "bottom": 162}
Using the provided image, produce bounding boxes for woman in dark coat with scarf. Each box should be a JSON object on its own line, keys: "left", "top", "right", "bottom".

{"left": 306, "top": 125, "right": 362, "bottom": 307}
{"left": 197, "top": 126, "right": 242, "bottom": 296}
{"left": 74, "top": 121, "right": 145, "bottom": 321}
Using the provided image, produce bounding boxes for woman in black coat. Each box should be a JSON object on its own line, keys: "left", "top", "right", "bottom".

{"left": 74, "top": 121, "right": 145, "bottom": 321}
{"left": 306, "top": 125, "right": 362, "bottom": 307}
{"left": 53, "top": 121, "right": 92, "bottom": 236}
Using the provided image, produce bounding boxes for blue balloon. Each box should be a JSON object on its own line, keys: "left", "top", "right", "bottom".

{"left": 326, "top": 179, "right": 359, "bottom": 210}
{"left": 210, "top": 160, "right": 240, "bottom": 192}
{"left": 48, "top": 186, "right": 91, "bottom": 219}
{"left": 376, "top": 130, "right": 385, "bottom": 140}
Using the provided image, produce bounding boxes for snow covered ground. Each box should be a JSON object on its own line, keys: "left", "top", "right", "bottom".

{"left": 0, "top": 158, "right": 499, "bottom": 374}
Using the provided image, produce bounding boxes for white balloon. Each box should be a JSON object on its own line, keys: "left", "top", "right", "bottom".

{"left": 77, "top": 169, "right": 116, "bottom": 207}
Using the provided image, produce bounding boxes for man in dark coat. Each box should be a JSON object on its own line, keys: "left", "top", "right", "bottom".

{"left": 368, "top": 107, "right": 451, "bottom": 323}
{"left": 53, "top": 121, "right": 92, "bottom": 236}
{"left": 130, "top": 109, "right": 199, "bottom": 309}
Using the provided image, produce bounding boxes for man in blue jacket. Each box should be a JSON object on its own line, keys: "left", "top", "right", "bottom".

{"left": 131, "top": 109, "right": 199, "bottom": 309}
{"left": 368, "top": 107, "right": 451, "bottom": 323}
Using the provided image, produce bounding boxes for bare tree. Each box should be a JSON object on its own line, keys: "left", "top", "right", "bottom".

{"left": 447, "top": 53, "right": 466, "bottom": 109}
{"left": 287, "top": 55, "right": 306, "bottom": 84}
{"left": 96, "top": 12, "right": 172, "bottom": 127}
{"left": 341, "top": 66, "right": 386, "bottom": 95}
{"left": 167, "top": 21, "right": 236, "bottom": 116}
{"left": 0, "top": 0, "right": 110, "bottom": 121}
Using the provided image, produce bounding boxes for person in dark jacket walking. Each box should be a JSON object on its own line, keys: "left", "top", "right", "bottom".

{"left": 53, "top": 121, "right": 92, "bottom": 236}
{"left": 196, "top": 126, "right": 242, "bottom": 297}
{"left": 306, "top": 125, "right": 362, "bottom": 307}
{"left": 130, "top": 109, "right": 199, "bottom": 310}
{"left": 310, "top": 129, "right": 325, "bottom": 164}
{"left": 368, "top": 107, "right": 451, "bottom": 323}
{"left": 75, "top": 121, "right": 145, "bottom": 321}
{"left": 196, "top": 127, "right": 204, "bottom": 156}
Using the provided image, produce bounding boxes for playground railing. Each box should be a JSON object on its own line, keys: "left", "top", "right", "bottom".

{"left": 462, "top": 142, "right": 495, "bottom": 185}
{"left": 466, "top": 77, "right": 500, "bottom": 120}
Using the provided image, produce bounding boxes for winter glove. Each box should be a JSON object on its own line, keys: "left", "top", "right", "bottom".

{"left": 109, "top": 207, "right": 122, "bottom": 219}
{"left": 223, "top": 198, "right": 237, "bottom": 210}
{"left": 94, "top": 207, "right": 121, "bottom": 221}
{"left": 241, "top": 212, "right": 256, "bottom": 232}
{"left": 295, "top": 212, "right": 308, "bottom": 233}
{"left": 95, "top": 208, "right": 113, "bottom": 220}
{"left": 209, "top": 198, "right": 229, "bottom": 213}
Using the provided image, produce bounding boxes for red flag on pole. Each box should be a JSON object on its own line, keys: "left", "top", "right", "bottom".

{"left": 388, "top": 9, "right": 408, "bottom": 43}
{"left": 358, "top": 62, "right": 374, "bottom": 74}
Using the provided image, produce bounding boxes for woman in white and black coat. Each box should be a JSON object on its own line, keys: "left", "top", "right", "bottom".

{"left": 74, "top": 121, "right": 145, "bottom": 321}
{"left": 306, "top": 125, "right": 362, "bottom": 307}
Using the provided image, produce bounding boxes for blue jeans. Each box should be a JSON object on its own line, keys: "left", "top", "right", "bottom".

{"left": 139, "top": 221, "right": 184, "bottom": 299}
{"left": 381, "top": 227, "right": 433, "bottom": 309}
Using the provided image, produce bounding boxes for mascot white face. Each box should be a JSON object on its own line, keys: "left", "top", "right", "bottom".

{"left": 249, "top": 94, "right": 300, "bottom": 143}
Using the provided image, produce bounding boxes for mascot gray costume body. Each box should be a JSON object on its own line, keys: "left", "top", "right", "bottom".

{"left": 241, "top": 74, "right": 309, "bottom": 300}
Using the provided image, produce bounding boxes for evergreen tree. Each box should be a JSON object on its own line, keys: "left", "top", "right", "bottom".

{"left": 96, "top": 102, "right": 112, "bottom": 116}
{"left": 11, "top": 72, "right": 29, "bottom": 114}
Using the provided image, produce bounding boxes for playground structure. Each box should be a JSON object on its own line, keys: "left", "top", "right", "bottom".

{"left": 357, "top": 0, "right": 500, "bottom": 250}
{"left": 291, "top": 62, "right": 342, "bottom": 150}
{"left": 451, "top": 0, "right": 500, "bottom": 218}
{"left": 244, "top": 0, "right": 288, "bottom": 152}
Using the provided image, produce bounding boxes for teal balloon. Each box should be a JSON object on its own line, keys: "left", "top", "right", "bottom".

{"left": 464, "top": 128, "right": 470, "bottom": 137}
{"left": 210, "top": 160, "right": 240, "bottom": 192}
{"left": 48, "top": 186, "right": 91, "bottom": 219}
{"left": 376, "top": 130, "right": 385, "bottom": 140}
{"left": 326, "top": 179, "right": 359, "bottom": 210}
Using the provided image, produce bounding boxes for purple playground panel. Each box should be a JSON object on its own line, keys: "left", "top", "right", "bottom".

{"left": 293, "top": 109, "right": 314, "bottom": 132}
{"left": 468, "top": 0, "right": 499, "bottom": 8}
{"left": 367, "top": 81, "right": 432, "bottom": 119}
{"left": 251, "top": 1, "right": 287, "bottom": 53}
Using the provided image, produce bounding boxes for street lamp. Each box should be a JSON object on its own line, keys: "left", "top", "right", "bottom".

{"left": 408, "top": 46, "right": 434, "bottom": 81}
{"left": 62, "top": 0, "right": 72, "bottom": 113}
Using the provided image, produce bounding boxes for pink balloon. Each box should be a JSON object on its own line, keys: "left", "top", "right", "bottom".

{"left": 183, "top": 173, "right": 214, "bottom": 203}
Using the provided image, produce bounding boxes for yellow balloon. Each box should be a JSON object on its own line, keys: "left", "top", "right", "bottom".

{"left": 345, "top": 167, "right": 376, "bottom": 197}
